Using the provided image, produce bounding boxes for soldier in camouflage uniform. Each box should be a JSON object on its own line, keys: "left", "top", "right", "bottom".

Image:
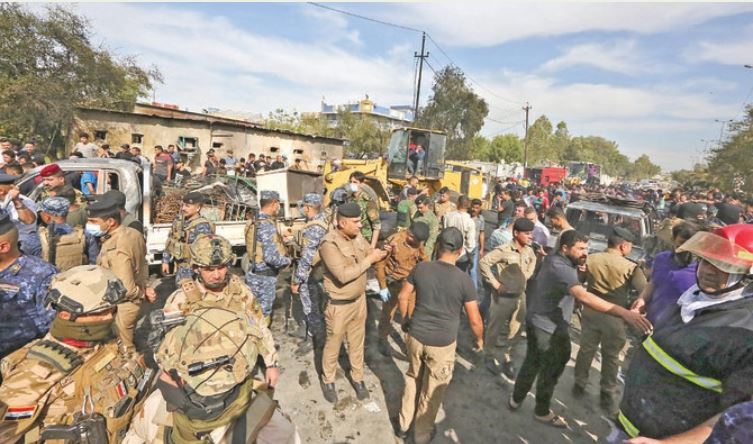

{"left": 0, "top": 212, "right": 58, "bottom": 359}
{"left": 413, "top": 195, "right": 440, "bottom": 259}
{"left": 396, "top": 187, "right": 419, "bottom": 230}
{"left": 245, "top": 190, "right": 292, "bottom": 321}
{"left": 38, "top": 197, "right": 100, "bottom": 271}
{"left": 162, "top": 192, "right": 215, "bottom": 285}
{"left": 161, "top": 233, "right": 279, "bottom": 375}
{"left": 291, "top": 193, "right": 329, "bottom": 345}
{"left": 38, "top": 163, "right": 86, "bottom": 206}
{"left": 348, "top": 171, "right": 381, "bottom": 247}
{"left": 0, "top": 266, "right": 150, "bottom": 443}
{"left": 124, "top": 307, "right": 299, "bottom": 443}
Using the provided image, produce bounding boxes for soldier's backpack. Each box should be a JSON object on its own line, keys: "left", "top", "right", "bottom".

{"left": 40, "top": 227, "right": 87, "bottom": 272}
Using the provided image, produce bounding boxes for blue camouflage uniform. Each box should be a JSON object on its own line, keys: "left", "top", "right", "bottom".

{"left": 292, "top": 194, "right": 329, "bottom": 339}
{"left": 163, "top": 217, "right": 214, "bottom": 284}
{"left": 245, "top": 191, "right": 291, "bottom": 318}
{"left": 0, "top": 254, "right": 58, "bottom": 358}
{"left": 163, "top": 192, "right": 215, "bottom": 285}
{"left": 2, "top": 196, "right": 42, "bottom": 257}
{"left": 40, "top": 197, "right": 100, "bottom": 264}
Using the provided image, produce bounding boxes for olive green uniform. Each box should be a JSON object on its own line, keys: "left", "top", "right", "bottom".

{"left": 413, "top": 210, "right": 439, "bottom": 259}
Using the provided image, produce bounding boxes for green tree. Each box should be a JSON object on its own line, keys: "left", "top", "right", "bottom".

{"left": 526, "top": 115, "right": 555, "bottom": 164}
{"left": 629, "top": 154, "right": 662, "bottom": 180}
{"left": 0, "top": 4, "right": 161, "bottom": 155}
{"left": 484, "top": 134, "right": 523, "bottom": 163}
{"left": 417, "top": 66, "right": 489, "bottom": 160}
{"left": 706, "top": 106, "right": 753, "bottom": 191}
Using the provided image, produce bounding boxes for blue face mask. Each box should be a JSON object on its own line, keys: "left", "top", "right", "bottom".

{"left": 85, "top": 223, "right": 106, "bottom": 238}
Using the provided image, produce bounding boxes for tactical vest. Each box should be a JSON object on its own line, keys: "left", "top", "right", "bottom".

{"left": 296, "top": 218, "right": 329, "bottom": 281}
{"left": 0, "top": 338, "right": 149, "bottom": 444}
{"left": 39, "top": 227, "right": 87, "bottom": 272}
{"left": 166, "top": 217, "right": 215, "bottom": 262}
{"left": 244, "top": 218, "right": 286, "bottom": 267}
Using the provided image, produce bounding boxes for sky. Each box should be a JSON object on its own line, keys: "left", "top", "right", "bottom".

{"left": 61, "top": 2, "right": 753, "bottom": 171}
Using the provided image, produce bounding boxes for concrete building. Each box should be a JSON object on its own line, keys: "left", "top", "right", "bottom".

{"left": 69, "top": 103, "right": 345, "bottom": 171}
{"left": 313, "top": 96, "right": 414, "bottom": 130}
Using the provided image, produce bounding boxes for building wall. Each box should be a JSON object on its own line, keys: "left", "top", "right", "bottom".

{"left": 69, "top": 109, "right": 344, "bottom": 171}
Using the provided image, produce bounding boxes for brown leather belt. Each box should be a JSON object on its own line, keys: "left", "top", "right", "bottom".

{"left": 328, "top": 296, "right": 361, "bottom": 305}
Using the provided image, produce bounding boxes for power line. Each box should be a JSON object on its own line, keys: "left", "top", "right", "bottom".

{"left": 307, "top": 2, "right": 526, "bottom": 110}
{"left": 489, "top": 121, "right": 524, "bottom": 137}
{"left": 425, "top": 34, "right": 523, "bottom": 106}
{"left": 307, "top": 2, "right": 422, "bottom": 33}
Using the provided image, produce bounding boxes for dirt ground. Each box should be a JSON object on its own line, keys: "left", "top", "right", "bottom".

{"left": 149, "top": 271, "right": 619, "bottom": 444}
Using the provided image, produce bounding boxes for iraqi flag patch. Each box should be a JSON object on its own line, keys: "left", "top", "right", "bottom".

{"left": 4, "top": 406, "right": 35, "bottom": 420}
{"left": 115, "top": 381, "right": 127, "bottom": 399}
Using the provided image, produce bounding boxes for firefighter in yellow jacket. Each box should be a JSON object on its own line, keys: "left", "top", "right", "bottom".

{"left": 0, "top": 266, "right": 151, "bottom": 443}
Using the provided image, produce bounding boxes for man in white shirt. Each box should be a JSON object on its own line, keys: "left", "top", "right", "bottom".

{"left": 72, "top": 132, "right": 99, "bottom": 158}
{"left": 443, "top": 195, "right": 477, "bottom": 273}
{"left": 525, "top": 206, "right": 550, "bottom": 250}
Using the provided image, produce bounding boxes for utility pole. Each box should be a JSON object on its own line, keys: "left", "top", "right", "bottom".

{"left": 413, "top": 32, "right": 429, "bottom": 121}
{"left": 522, "top": 102, "right": 532, "bottom": 170}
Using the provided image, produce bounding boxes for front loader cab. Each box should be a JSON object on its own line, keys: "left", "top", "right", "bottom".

{"left": 387, "top": 128, "right": 446, "bottom": 181}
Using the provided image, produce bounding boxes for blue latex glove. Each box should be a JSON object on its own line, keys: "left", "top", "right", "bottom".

{"left": 379, "top": 288, "right": 391, "bottom": 303}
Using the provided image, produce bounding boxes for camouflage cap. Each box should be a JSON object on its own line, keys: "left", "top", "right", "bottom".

{"left": 156, "top": 307, "right": 259, "bottom": 397}
{"left": 303, "top": 193, "right": 322, "bottom": 206}
{"left": 40, "top": 197, "right": 70, "bottom": 217}
{"left": 259, "top": 190, "right": 280, "bottom": 201}
{"left": 189, "top": 233, "right": 236, "bottom": 267}
{"left": 45, "top": 265, "right": 127, "bottom": 316}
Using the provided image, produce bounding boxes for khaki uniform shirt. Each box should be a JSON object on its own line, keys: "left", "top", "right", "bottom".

{"left": 374, "top": 230, "right": 426, "bottom": 289}
{"left": 97, "top": 225, "right": 148, "bottom": 302}
{"left": 479, "top": 241, "right": 537, "bottom": 292}
{"left": 320, "top": 229, "right": 372, "bottom": 300}
{"left": 586, "top": 249, "right": 647, "bottom": 307}
{"left": 434, "top": 200, "right": 456, "bottom": 222}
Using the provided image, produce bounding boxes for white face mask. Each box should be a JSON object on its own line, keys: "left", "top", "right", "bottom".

{"left": 348, "top": 183, "right": 359, "bottom": 193}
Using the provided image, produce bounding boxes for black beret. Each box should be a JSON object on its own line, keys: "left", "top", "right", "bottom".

{"left": 409, "top": 221, "right": 430, "bottom": 242}
{"left": 183, "top": 192, "right": 206, "bottom": 205}
{"left": 0, "top": 211, "right": 15, "bottom": 235}
{"left": 438, "top": 227, "right": 464, "bottom": 251}
{"left": 87, "top": 196, "right": 119, "bottom": 218}
{"left": 513, "top": 218, "right": 535, "bottom": 232}
{"left": 102, "top": 189, "right": 126, "bottom": 208}
{"left": 0, "top": 174, "right": 17, "bottom": 185}
{"left": 438, "top": 186, "right": 450, "bottom": 194}
{"left": 612, "top": 226, "right": 636, "bottom": 243}
{"left": 338, "top": 202, "right": 361, "bottom": 218}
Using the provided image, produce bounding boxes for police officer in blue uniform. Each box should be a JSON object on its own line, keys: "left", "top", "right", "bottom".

{"left": 163, "top": 192, "right": 215, "bottom": 285}
{"left": 291, "top": 193, "right": 329, "bottom": 345}
{"left": 38, "top": 197, "right": 100, "bottom": 267}
{"left": 245, "top": 190, "right": 292, "bottom": 323}
{"left": 0, "top": 211, "right": 58, "bottom": 359}
{"left": 0, "top": 174, "right": 41, "bottom": 257}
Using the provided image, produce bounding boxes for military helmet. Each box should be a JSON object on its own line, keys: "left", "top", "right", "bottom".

{"left": 44, "top": 265, "right": 126, "bottom": 319}
{"left": 189, "top": 234, "right": 236, "bottom": 267}
{"left": 156, "top": 307, "right": 259, "bottom": 397}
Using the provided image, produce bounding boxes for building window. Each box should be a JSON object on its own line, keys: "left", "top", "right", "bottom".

{"left": 270, "top": 147, "right": 279, "bottom": 153}
{"left": 179, "top": 136, "right": 198, "bottom": 150}
{"left": 131, "top": 133, "right": 143, "bottom": 144}
{"left": 94, "top": 130, "right": 107, "bottom": 140}
{"left": 293, "top": 149, "right": 303, "bottom": 155}
{"left": 212, "top": 142, "right": 223, "bottom": 149}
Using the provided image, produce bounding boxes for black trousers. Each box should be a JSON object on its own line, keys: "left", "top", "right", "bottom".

{"left": 512, "top": 324, "right": 572, "bottom": 416}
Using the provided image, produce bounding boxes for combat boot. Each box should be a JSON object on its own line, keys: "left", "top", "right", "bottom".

{"left": 322, "top": 383, "right": 338, "bottom": 403}
{"left": 353, "top": 381, "right": 370, "bottom": 400}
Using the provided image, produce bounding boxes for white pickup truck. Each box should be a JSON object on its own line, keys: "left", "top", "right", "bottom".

{"left": 18, "top": 158, "right": 251, "bottom": 265}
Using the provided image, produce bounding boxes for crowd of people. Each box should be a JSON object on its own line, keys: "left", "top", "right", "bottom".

{"left": 1, "top": 133, "right": 753, "bottom": 443}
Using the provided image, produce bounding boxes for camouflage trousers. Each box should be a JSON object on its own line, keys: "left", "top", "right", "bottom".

{"left": 300, "top": 279, "right": 325, "bottom": 340}
{"left": 246, "top": 273, "right": 278, "bottom": 317}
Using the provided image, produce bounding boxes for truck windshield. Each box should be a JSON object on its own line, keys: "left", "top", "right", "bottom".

{"left": 566, "top": 209, "right": 643, "bottom": 247}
